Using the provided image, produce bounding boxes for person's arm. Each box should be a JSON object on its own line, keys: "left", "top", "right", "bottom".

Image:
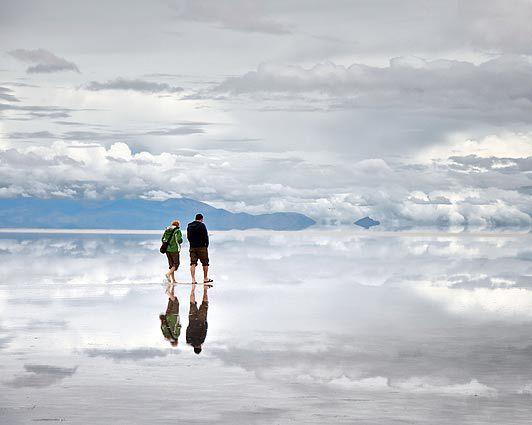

{"left": 202, "top": 223, "right": 209, "bottom": 247}
{"left": 199, "top": 322, "right": 207, "bottom": 344}
{"left": 175, "top": 229, "right": 183, "bottom": 245}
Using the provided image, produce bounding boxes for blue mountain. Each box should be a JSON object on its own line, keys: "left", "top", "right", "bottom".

{"left": 0, "top": 198, "right": 316, "bottom": 231}
{"left": 354, "top": 216, "right": 380, "bottom": 229}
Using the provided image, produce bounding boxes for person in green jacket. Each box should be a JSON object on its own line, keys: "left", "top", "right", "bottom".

{"left": 159, "top": 284, "right": 181, "bottom": 346}
{"left": 162, "top": 220, "right": 183, "bottom": 284}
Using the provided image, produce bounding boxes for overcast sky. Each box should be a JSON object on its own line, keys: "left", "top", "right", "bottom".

{"left": 1, "top": 0, "right": 531, "bottom": 227}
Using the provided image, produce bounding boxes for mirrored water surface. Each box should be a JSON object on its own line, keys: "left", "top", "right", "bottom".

{"left": 1, "top": 229, "right": 531, "bottom": 424}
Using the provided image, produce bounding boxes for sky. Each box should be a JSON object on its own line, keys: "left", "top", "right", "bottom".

{"left": 1, "top": 0, "right": 531, "bottom": 227}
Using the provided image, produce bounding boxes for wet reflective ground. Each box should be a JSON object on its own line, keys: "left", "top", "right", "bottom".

{"left": 1, "top": 229, "right": 531, "bottom": 424}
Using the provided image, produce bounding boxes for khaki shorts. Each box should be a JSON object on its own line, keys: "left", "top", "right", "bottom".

{"left": 190, "top": 247, "right": 209, "bottom": 266}
{"left": 166, "top": 252, "right": 180, "bottom": 269}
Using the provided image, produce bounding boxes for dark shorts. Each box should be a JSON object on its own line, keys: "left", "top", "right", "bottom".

{"left": 189, "top": 301, "right": 208, "bottom": 322}
{"left": 190, "top": 247, "right": 209, "bottom": 266}
{"left": 166, "top": 252, "right": 180, "bottom": 269}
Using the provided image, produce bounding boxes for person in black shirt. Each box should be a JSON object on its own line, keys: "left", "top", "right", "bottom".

{"left": 186, "top": 283, "right": 210, "bottom": 354}
{"left": 187, "top": 213, "right": 213, "bottom": 285}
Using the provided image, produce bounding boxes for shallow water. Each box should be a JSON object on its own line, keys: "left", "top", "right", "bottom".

{"left": 1, "top": 229, "right": 531, "bottom": 424}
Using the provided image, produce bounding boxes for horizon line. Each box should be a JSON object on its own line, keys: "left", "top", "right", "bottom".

{"left": 0, "top": 227, "right": 529, "bottom": 237}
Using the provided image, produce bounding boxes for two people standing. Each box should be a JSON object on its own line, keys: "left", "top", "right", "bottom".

{"left": 160, "top": 214, "right": 211, "bottom": 353}
{"left": 161, "top": 213, "right": 213, "bottom": 285}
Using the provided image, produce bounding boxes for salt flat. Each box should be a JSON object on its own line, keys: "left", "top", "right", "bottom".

{"left": 0, "top": 230, "right": 531, "bottom": 424}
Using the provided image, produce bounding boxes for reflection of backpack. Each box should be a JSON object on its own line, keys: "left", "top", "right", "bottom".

{"left": 160, "top": 228, "right": 177, "bottom": 254}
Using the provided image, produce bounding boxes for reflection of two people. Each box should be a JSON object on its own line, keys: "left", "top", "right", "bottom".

{"left": 160, "top": 283, "right": 210, "bottom": 354}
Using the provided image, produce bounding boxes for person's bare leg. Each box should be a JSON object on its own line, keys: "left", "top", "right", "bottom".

{"left": 202, "top": 265, "right": 209, "bottom": 282}
{"left": 190, "top": 264, "right": 197, "bottom": 283}
{"left": 166, "top": 266, "right": 176, "bottom": 282}
{"left": 166, "top": 281, "right": 176, "bottom": 297}
{"left": 170, "top": 268, "right": 177, "bottom": 283}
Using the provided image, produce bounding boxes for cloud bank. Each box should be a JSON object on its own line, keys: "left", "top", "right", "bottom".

{"left": 215, "top": 56, "right": 532, "bottom": 123}
{"left": 0, "top": 139, "right": 530, "bottom": 228}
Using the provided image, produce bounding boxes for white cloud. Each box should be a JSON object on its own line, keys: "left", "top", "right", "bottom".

{"left": 395, "top": 377, "right": 497, "bottom": 397}
{"left": 175, "top": 0, "right": 292, "bottom": 34}
{"left": 414, "top": 286, "right": 532, "bottom": 319}
{"left": 327, "top": 374, "right": 496, "bottom": 397}
{"left": 519, "top": 383, "right": 532, "bottom": 395}
{"left": 85, "top": 78, "right": 183, "bottom": 93}
{"left": 420, "top": 132, "right": 532, "bottom": 161}
{"left": 8, "top": 49, "right": 80, "bottom": 74}
{"left": 328, "top": 375, "right": 389, "bottom": 390}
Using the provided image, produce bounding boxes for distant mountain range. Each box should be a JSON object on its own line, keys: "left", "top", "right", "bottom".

{"left": 0, "top": 198, "right": 316, "bottom": 231}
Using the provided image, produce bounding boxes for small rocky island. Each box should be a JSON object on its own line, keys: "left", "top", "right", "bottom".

{"left": 354, "top": 216, "right": 380, "bottom": 229}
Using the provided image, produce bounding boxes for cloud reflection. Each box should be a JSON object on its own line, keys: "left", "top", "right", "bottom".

{"left": 5, "top": 364, "right": 77, "bottom": 388}
{"left": 0, "top": 230, "right": 531, "bottom": 423}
